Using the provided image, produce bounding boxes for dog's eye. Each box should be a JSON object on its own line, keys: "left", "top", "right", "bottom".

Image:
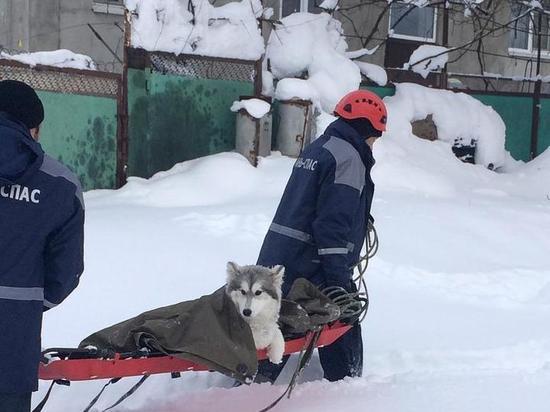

{"left": 240, "top": 290, "right": 246, "bottom": 295}
{"left": 255, "top": 290, "right": 262, "bottom": 296}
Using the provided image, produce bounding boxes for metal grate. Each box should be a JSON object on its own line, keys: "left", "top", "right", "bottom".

{"left": 0, "top": 61, "right": 119, "bottom": 98}
{"left": 149, "top": 53, "right": 256, "bottom": 82}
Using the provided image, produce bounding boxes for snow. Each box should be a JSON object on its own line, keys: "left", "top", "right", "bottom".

{"left": 385, "top": 83, "right": 507, "bottom": 168}
{"left": 404, "top": 45, "right": 449, "bottom": 79}
{"left": 345, "top": 46, "right": 379, "bottom": 59}
{"left": 266, "top": 12, "right": 361, "bottom": 112}
{"left": 354, "top": 61, "right": 388, "bottom": 86}
{"left": 318, "top": 0, "right": 339, "bottom": 10}
{"left": 262, "top": 70, "right": 275, "bottom": 96}
{"left": 262, "top": 7, "right": 274, "bottom": 19}
{"left": 32, "top": 114, "right": 550, "bottom": 411}
{"left": 230, "top": 98, "right": 271, "bottom": 119}
{"left": 528, "top": 0, "right": 543, "bottom": 10}
{"left": 125, "top": 0, "right": 264, "bottom": 60}
{"left": 0, "top": 49, "right": 97, "bottom": 70}
{"left": 274, "top": 78, "right": 320, "bottom": 104}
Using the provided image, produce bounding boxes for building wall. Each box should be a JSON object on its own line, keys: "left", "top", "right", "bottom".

{"left": 0, "top": 0, "right": 30, "bottom": 51}
{"left": 445, "top": 3, "right": 550, "bottom": 80}
{"left": 330, "top": 1, "right": 550, "bottom": 88}
{"left": 0, "top": 0, "right": 123, "bottom": 72}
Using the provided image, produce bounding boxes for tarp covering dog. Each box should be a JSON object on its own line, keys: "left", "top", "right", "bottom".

{"left": 79, "top": 279, "right": 340, "bottom": 383}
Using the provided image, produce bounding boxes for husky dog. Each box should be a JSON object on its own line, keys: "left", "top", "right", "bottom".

{"left": 226, "top": 262, "right": 285, "bottom": 364}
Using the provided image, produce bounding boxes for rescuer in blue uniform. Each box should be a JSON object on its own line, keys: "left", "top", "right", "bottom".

{"left": 0, "top": 80, "right": 85, "bottom": 411}
{"left": 257, "top": 90, "right": 388, "bottom": 382}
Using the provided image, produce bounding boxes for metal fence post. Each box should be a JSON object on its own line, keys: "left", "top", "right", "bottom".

{"left": 117, "top": 8, "right": 131, "bottom": 188}
{"left": 530, "top": 11, "right": 543, "bottom": 160}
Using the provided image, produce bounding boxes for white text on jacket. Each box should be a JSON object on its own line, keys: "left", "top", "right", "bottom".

{"left": 0, "top": 185, "right": 40, "bottom": 203}
{"left": 294, "top": 157, "right": 318, "bottom": 171}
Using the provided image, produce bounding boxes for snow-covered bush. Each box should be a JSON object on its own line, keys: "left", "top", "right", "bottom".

{"left": 266, "top": 12, "right": 362, "bottom": 112}
{"left": 125, "top": 0, "right": 264, "bottom": 60}
{"left": 384, "top": 83, "right": 507, "bottom": 168}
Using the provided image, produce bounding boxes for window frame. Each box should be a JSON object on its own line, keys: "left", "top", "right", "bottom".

{"left": 279, "top": 0, "right": 322, "bottom": 19}
{"left": 508, "top": 6, "right": 550, "bottom": 59}
{"left": 92, "top": 0, "right": 125, "bottom": 15}
{"left": 388, "top": 2, "right": 438, "bottom": 43}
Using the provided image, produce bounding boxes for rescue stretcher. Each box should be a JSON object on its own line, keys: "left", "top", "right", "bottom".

{"left": 39, "top": 322, "right": 351, "bottom": 382}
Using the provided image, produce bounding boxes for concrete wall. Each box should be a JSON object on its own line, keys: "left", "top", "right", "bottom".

{"left": 0, "top": 0, "right": 30, "bottom": 51}
{"left": 0, "top": 0, "right": 123, "bottom": 72}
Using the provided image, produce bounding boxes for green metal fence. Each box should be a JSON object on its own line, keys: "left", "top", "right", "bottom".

{"left": 539, "top": 98, "right": 550, "bottom": 156}
{"left": 362, "top": 83, "right": 550, "bottom": 162}
{"left": 38, "top": 91, "right": 118, "bottom": 189}
{"left": 469, "top": 93, "right": 534, "bottom": 162}
{"left": 0, "top": 59, "right": 121, "bottom": 190}
{"left": 127, "top": 50, "right": 256, "bottom": 178}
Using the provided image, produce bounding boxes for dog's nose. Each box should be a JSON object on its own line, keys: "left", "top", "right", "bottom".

{"left": 242, "top": 309, "right": 252, "bottom": 317}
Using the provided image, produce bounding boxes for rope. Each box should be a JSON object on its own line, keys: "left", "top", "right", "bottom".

{"left": 351, "top": 220, "right": 379, "bottom": 323}
{"left": 101, "top": 375, "right": 150, "bottom": 412}
{"left": 318, "top": 221, "right": 378, "bottom": 325}
{"left": 32, "top": 380, "right": 57, "bottom": 412}
{"left": 82, "top": 378, "right": 121, "bottom": 412}
{"left": 322, "top": 286, "right": 368, "bottom": 324}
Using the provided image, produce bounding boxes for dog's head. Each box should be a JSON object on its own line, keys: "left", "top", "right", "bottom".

{"left": 225, "top": 262, "right": 284, "bottom": 319}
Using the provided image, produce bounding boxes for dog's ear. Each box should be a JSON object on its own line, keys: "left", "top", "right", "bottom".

{"left": 226, "top": 261, "right": 241, "bottom": 281}
{"left": 271, "top": 265, "right": 285, "bottom": 288}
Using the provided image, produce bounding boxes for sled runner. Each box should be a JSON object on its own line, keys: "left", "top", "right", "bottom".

{"left": 38, "top": 322, "right": 351, "bottom": 382}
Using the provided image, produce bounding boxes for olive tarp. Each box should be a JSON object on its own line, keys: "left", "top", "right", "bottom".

{"left": 79, "top": 279, "right": 340, "bottom": 383}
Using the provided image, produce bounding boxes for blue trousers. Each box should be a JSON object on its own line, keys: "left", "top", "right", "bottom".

{"left": 257, "top": 321, "right": 363, "bottom": 382}
{"left": 0, "top": 392, "right": 31, "bottom": 412}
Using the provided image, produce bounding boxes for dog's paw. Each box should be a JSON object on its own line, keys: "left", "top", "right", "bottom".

{"left": 267, "top": 330, "right": 285, "bottom": 364}
{"left": 267, "top": 347, "right": 284, "bottom": 364}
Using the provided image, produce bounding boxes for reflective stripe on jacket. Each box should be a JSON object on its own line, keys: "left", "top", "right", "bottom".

{"left": 257, "top": 118, "right": 375, "bottom": 295}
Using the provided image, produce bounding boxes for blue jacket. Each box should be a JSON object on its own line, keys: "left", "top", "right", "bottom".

{"left": 0, "top": 112, "right": 84, "bottom": 393}
{"left": 257, "top": 118, "right": 375, "bottom": 295}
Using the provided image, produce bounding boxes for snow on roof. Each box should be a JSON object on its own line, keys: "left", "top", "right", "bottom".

{"left": 230, "top": 98, "right": 271, "bottom": 118}
{"left": 267, "top": 12, "right": 361, "bottom": 112}
{"left": 384, "top": 83, "right": 507, "bottom": 168}
{"left": 404, "top": 45, "right": 449, "bottom": 79}
{"left": 0, "top": 49, "right": 97, "bottom": 70}
{"left": 125, "top": 0, "right": 265, "bottom": 60}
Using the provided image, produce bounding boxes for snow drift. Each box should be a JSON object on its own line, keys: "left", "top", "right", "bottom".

{"left": 383, "top": 83, "right": 508, "bottom": 169}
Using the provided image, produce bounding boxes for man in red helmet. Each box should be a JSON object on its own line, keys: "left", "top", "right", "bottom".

{"left": 256, "top": 89, "right": 387, "bottom": 382}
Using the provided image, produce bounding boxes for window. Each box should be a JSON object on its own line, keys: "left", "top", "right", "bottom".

{"left": 280, "top": 0, "right": 323, "bottom": 18}
{"left": 509, "top": 1, "right": 550, "bottom": 55}
{"left": 92, "top": 0, "right": 125, "bottom": 15}
{"left": 389, "top": 2, "right": 437, "bottom": 42}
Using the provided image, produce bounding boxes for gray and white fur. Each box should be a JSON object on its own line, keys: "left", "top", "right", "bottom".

{"left": 225, "top": 262, "right": 285, "bottom": 364}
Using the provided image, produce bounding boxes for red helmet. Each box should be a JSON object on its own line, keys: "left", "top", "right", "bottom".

{"left": 334, "top": 90, "right": 388, "bottom": 132}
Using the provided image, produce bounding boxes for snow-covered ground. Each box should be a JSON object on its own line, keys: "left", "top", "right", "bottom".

{"left": 34, "top": 129, "right": 550, "bottom": 411}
